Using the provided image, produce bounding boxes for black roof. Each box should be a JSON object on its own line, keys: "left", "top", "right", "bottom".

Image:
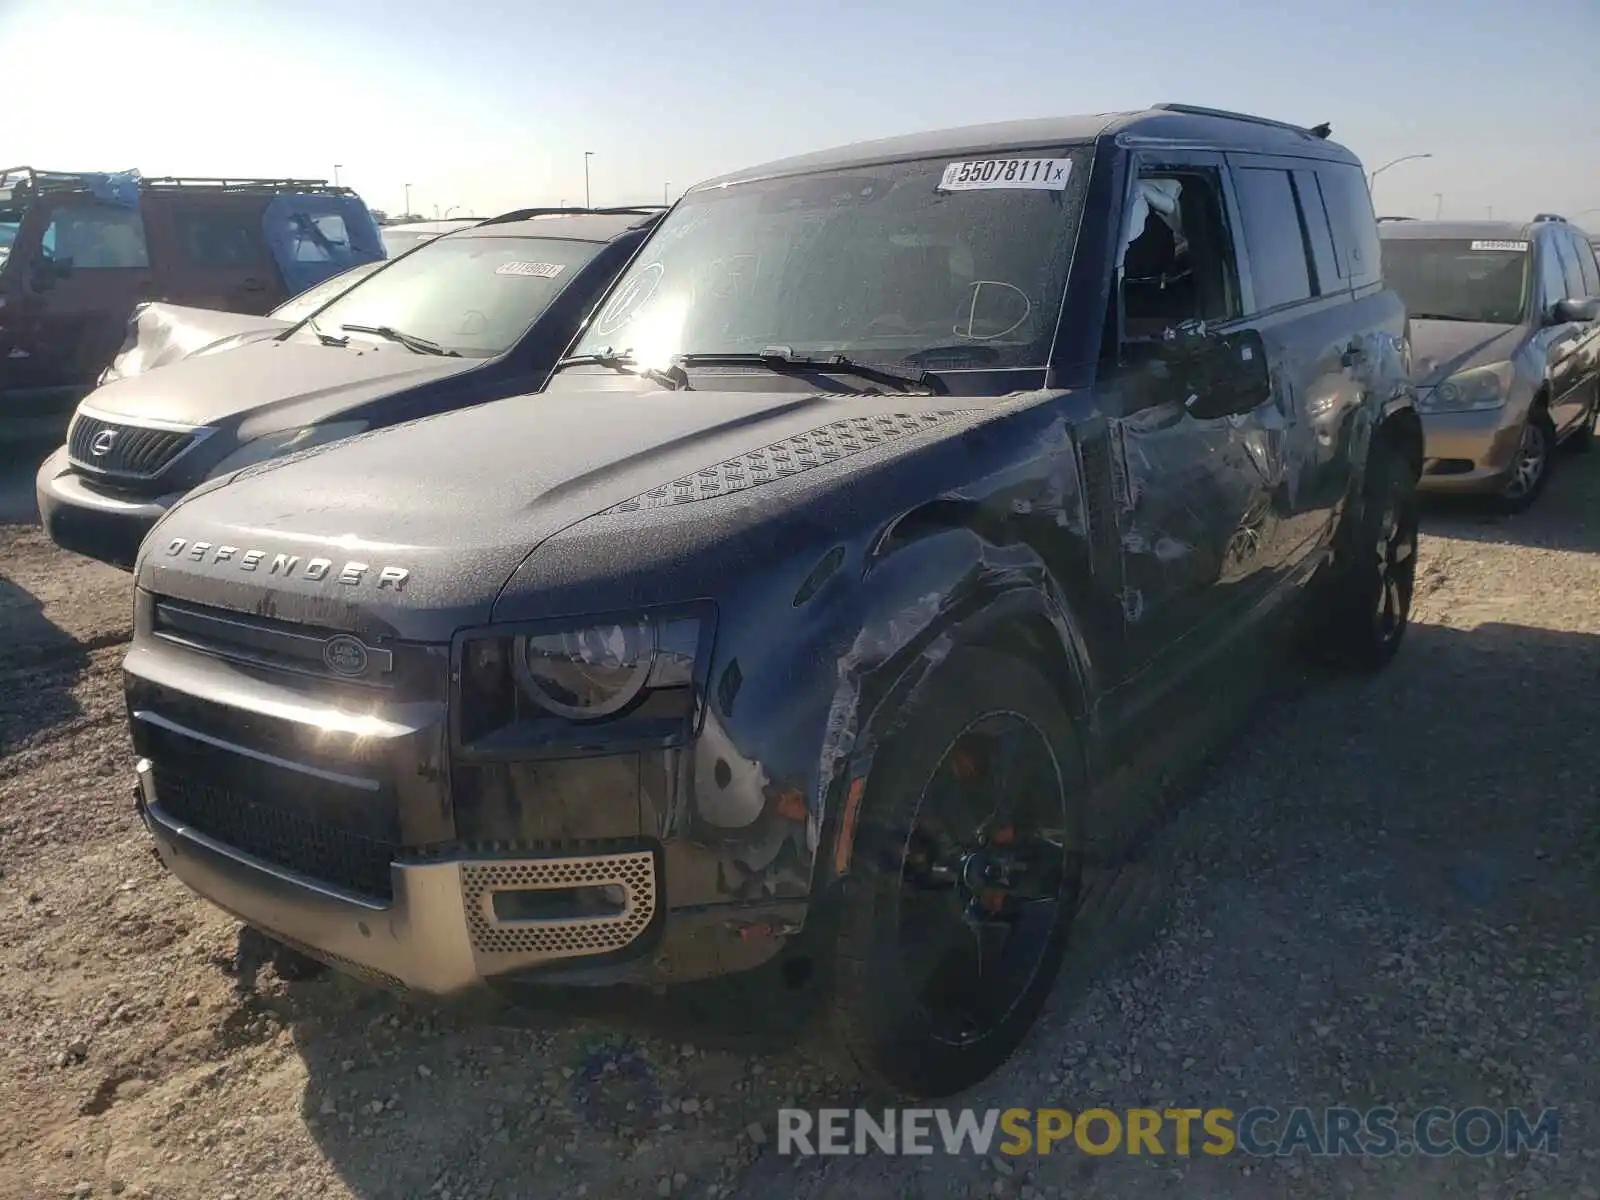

{"left": 693, "top": 103, "right": 1356, "bottom": 191}
{"left": 462, "top": 206, "right": 666, "bottom": 243}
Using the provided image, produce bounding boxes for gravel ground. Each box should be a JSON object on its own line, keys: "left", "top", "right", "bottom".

{"left": 1, "top": 431, "right": 1597, "bottom": 1200}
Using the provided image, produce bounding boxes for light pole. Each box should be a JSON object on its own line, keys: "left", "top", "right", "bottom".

{"left": 444, "top": 205, "right": 461, "bottom": 219}
{"left": 334, "top": 163, "right": 343, "bottom": 187}
{"left": 404, "top": 183, "right": 411, "bottom": 218}
{"left": 663, "top": 181, "right": 670, "bottom": 206}
{"left": 1434, "top": 193, "right": 1443, "bottom": 219}
{"left": 584, "top": 151, "right": 594, "bottom": 209}
{"left": 1366, "top": 153, "right": 1432, "bottom": 194}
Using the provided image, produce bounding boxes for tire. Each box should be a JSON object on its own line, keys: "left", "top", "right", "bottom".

{"left": 821, "top": 648, "right": 1085, "bottom": 1098}
{"left": 1318, "top": 438, "right": 1420, "bottom": 673}
{"left": 1498, "top": 409, "right": 1555, "bottom": 512}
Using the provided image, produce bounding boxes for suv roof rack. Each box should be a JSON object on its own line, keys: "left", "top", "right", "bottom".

{"left": 0, "top": 166, "right": 355, "bottom": 202}
{"left": 1151, "top": 103, "right": 1329, "bottom": 139}
{"left": 140, "top": 175, "right": 353, "bottom": 194}
{"left": 480, "top": 205, "right": 668, "bottom": 226}
{"left": 1531, "top": 212, "right": 1567, "bottom": 223}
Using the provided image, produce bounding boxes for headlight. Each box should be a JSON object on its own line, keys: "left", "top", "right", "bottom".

{"left": 458, "top": 608, "right": 711, "bottom": 754}
{"left": 1419, "top": 363, "right": 1512, "bottom": 413}
{"left": 208, "top": 420, "right": 368, "bottom": 477}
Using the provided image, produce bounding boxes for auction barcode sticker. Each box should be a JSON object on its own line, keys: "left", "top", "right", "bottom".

{"left": 496, "top": 261, "right": 567, "bottom": 278}
{"left": 938, "top": 158, "right": 1072, "bottom": 192}
{"left": 1470, "top": 240, "right": 1528, "bottom": 252}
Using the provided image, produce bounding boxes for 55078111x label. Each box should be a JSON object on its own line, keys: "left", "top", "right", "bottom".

{"left": 938, "top": 158, "right": 1073, "bottom": 192}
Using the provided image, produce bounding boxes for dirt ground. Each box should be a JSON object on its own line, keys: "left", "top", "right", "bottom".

{"left": 1, "top": 432, "right": 1597, "bottom": 1200}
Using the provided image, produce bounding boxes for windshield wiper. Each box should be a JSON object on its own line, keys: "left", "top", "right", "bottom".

{"left": 553, "top": 350, "right": 689, "bottom": 391}
{"left": 675, "top": 348, "right": 943, "bottom": 395}
{"left": 1407, "top": 313, "right": 1473, "bottom": 322}
{"left": 304, "top": 317, "right": 349, "bottom": 347}
{"left": 339, "top": 323, "right": 460, "bottom": 356}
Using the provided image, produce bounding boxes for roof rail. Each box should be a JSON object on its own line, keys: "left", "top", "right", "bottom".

{"left": 1531, "top": 212, "right": 1567, "bottom": 223}
{"left": 1377, "top": 216, "right": 1416, "bottom": 222}
{"left": 480, "top": 204, "right": 668, "bottom": 226}
{"left": 1150, "top": 103, "right": 1324, "bottom": 139}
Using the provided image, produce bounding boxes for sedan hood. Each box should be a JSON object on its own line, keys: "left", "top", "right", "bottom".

{"left": 139, "top": 386, "right": 973, "bottom": 639}
{"left": 1410, "top": 320, "right": 1526, "bottom": 388}
{"left": 85, "top": 337, "right": 479, "bottom": 432}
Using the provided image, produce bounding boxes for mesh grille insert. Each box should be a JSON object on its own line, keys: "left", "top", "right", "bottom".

{"left": 460, "top": 851, "right": 657, "bottom": 959}
{"left": 154, "top": 768, "right": 398, "bottom": 901}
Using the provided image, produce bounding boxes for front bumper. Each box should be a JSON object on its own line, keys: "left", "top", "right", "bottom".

{"left": 36, "top": 445, "right": 179, "bottom": 571}
{"left": 136, "top": 759, "right": 670, "bottom": 994}
{"left": 1416, "top": 404, "right": 1522, "bottom": 493}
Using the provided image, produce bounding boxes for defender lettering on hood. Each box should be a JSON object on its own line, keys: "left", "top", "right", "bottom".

{"left": 162, "top": 537, "right": 410, "bottom": 591}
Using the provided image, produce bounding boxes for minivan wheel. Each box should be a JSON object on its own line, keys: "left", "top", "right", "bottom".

{"left": 1500, "top": 411, "right": 1554, "bottom": 511}
{"left": 1319, "top": 440, "right": 1419, "bottom": 673}
{"left": 822, "top": 649, "right": 1084, "bottom": 1098}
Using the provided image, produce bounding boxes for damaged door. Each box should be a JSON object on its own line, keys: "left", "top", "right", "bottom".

{"left": 1104, "top": 152, "right": 1286, "bottom": 674}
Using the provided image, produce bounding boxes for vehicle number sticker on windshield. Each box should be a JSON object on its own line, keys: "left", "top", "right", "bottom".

{"left": 1469, "top": 240, "right": 1528, "bottom": 252}
{"left": 937, "top": 158, "right": 1072, "bottom": 192}
{"left": 496, "top": 261, "right": 567, "bottom": 278}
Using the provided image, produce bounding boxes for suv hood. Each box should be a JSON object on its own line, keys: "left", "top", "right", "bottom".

{"left": 100, "top": 303, "right": 289, "bottom": 384}
{"left": 138, "top": 386, "right": 974, "bottom": 639}
{"left": 85, "top": 337, "right": 479, "bottom": 430}
{"left": 1410, "top": 319, "right": 1525, "bottom": 388}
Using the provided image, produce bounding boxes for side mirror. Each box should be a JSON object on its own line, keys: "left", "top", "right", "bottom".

{"left": 1550, "top": 296, "right": 1600, "bottom": 325}
{"left": 1158, "top": 326, "right": 1272, "bottom": 420}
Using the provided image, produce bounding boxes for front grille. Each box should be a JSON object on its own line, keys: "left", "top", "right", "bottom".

{"left": 153, "top": 598, "right": 397, "bottom": 689}
{"left": 154, "top": 767, "right": 399, "bottom": 901}
{"left": 69, "top": 413, "right": 195, "bottom": 478}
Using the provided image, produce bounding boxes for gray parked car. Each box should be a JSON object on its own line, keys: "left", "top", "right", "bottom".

{"left": 1378, "top": 215, "right": 1600, "bottom": 509}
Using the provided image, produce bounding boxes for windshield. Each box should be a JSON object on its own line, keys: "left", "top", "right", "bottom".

{"left": 270, "top": 259, "right": 384, "bottom": 323}
{"left": 381, "top": 228, "right": 438, "bottom": 256}
{"left": 299, "top": 233, "right": 601, "bottom": 357}
{"left": 1380, "top": 238, "right": 1529, "bottom": 325}
{"left": 571, "top": 148, "right": 1091, "bottom": 371}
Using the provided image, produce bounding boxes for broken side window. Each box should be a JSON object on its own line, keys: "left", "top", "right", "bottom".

{"left": 1120, "top": 171, "right": 1240, "bottom": 342}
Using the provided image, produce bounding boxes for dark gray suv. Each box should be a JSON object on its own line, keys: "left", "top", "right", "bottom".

{"left": 124, "top": 103, "right": 1419, "bottom": 1098}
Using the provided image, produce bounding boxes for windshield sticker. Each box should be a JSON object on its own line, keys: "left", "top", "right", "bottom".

{"left": 937, "top": 158, "right": 1072, "bottom": 192}
{"left": 593, "top": 262, "right": 664, "bottom": 336}
{"left": 496, "top": 261, "right": 568, "bottom": 278}
{"left": 1470, "top": 240, "right": 1529, "bottom": 252}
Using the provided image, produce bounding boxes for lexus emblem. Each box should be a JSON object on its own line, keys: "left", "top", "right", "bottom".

{"left": 90, "top": 429, "right": 118, "bottom": 456}
{"left": 322, "top": 635, "right": 370, "bottom": 677}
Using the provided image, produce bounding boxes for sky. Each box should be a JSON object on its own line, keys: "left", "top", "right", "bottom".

{"left": 5, "top": 0, "right": 1597, "bottom": 227}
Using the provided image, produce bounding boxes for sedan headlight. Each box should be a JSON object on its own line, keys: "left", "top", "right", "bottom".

{"left": 1419, "top": 363, "right": 1512, "bottom": 413}
{"left": 209, "top": 420, "right": 368, "bottom": 477}
{"left": 457, "top": 607, "right": 712, "bottom": 756}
